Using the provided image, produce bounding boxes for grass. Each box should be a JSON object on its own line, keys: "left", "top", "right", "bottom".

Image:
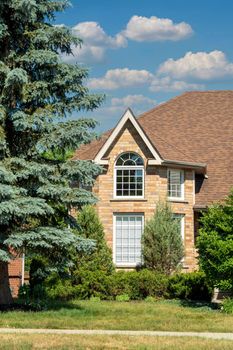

{"left": 0, "top": 299, "right": 232, "bottom": 333}
{"left": 1, "top": 334, "right": 233, "bottom": 350}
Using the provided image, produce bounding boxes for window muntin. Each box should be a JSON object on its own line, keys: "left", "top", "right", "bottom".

{"left": 167, "top": 169, "right": 184, "bottom": 199}
{"left": 116, "top": 153, "right": 144, "bottom": 166}
{"left": 115, "top": 152, "right": 144, "bottom": 198}
{"left": 114, "top": 214, "right": 143, "bottom": 266}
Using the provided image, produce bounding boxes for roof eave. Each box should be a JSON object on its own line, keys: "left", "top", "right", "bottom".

{"left": 161, "top": 159, "right": 207, "bottom": 173}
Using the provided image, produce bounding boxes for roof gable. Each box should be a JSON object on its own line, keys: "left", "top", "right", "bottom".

{"left": 94, "top": 108, "right": 162, "bottom": 165}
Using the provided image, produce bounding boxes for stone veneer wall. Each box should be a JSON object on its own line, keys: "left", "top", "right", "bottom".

{"left": 92, "top": 120, "right": 198, "bottom": 271}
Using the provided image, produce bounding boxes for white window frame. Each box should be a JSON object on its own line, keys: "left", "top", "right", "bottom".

{"left": 114, "top": 153, "right": 144, "bottom": 199}
{"left": 167, "top": 168, "right": 184, "bottom": 200}
{"left": 113, "top": 213, "right": 144, "bottom": 267}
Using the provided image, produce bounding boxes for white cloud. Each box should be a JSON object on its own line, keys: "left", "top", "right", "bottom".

{"left": 61, "top": 15, "right": 193, "bottom": 63}
{"left": 111, "top": 94, "right": 156, "bottom": 107}
{"left": 73, "top": 22, "right": 126, "bottom": 48}
{"left": 88, "top": 68, "right": 154, "bottom": 90}
{"left": 64, "top": 21, "right": 127, "bottom": 64}
{"left": 123, "top": 15, "right": 193, "bottom": 42}
{"left": 149, "top": 76, "right": 204, "bottom": 92}
{"left": 158, "top": 50, "right": 233, "bottom": 79}
{"left": 88, "top": 67, "right": 204, "bottom": 92}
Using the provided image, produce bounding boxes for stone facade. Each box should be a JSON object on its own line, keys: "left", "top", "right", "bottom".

{"left": 93, "top": 120, "right": 198, "bottom": 271}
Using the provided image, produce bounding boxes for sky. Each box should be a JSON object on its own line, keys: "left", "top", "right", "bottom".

{"left": 55, "top": 0, "right": 233, "bottom": 131}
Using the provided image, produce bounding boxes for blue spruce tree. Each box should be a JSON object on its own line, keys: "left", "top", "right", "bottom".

{"left": 0, "top": 0, "right": 104, "bottom": 304}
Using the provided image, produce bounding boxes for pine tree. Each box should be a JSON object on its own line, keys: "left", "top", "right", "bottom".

{"left": 142, "top": 202, "right": 184, "bottom": 275}
{"left": 0, "top": 0, "right": 104, "bottom": 304}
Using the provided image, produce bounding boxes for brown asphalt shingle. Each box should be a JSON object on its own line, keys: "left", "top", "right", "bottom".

{"left": 73, "top": 91, "right": 233, "bottom": 206}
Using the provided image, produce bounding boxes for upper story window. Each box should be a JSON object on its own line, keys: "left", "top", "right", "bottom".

{"left": 167, "top": 169, "right": 184, "bottom": 199}
{"left": 115, "top": 152, "right": 144, "bottom": 198}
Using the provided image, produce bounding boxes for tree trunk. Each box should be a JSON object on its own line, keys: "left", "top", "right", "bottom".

{"left": 0, "top": 261, "right": 13, "bottom": 305}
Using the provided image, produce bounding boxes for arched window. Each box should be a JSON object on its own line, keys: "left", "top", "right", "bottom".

{"left": 115, "top": 152, "right": 144, "bottom": 197}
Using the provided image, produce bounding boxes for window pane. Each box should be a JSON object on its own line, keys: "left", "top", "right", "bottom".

{"left": 168, "top": 170, "right": 183, "bottom": 198}
{"left": 115, "top": 215, "right": 143, "bottom": 264}
{"left": 116, "top": 153, "right": 143, "bottom": 166}
{"left": 115, "top": 154, "right": 144, "bottom": 197}
{"left": 116, "top": 168, "right": 143, "bottom": 197}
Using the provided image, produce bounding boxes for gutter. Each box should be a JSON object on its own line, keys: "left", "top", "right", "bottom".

{"left": 161, "top": 159, "right": 207, "bottom": 172}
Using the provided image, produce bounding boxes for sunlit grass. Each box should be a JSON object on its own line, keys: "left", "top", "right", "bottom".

{"left": 1, "top": 334, "right": 233, "bottom": 350}
{"left": 0, "top": 299, "right": 232, "bottom": 333}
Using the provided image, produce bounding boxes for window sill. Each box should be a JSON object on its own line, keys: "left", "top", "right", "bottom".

{"left": 115, "top": 263, "right": 142, "bottom": 268}
{"left": 167, "top": 198, "right": 189, "bottom": 204}
{"left": 110, "top": 198, "right": 147, "bottom": 202}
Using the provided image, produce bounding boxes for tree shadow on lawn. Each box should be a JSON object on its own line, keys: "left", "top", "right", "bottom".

{"left": 179, "top": 299, "right": 220, "bottom": 310}
{"left": 0, "top": 299, "right": 85, "bottom": 313}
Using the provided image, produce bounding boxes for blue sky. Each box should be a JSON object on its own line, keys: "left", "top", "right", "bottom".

{"left": 56, "top": 0, "right": 233, "bottom": 131}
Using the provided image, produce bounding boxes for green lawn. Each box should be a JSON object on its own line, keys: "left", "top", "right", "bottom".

{"left": 1, "top": 334, "right": 233, "bottom": 350}
{"left": 0, "top": 299, "right": 232, "bottom": 333}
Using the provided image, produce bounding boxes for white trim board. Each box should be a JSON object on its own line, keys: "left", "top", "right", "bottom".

{"left": 94, "top": 108, "right": 162, "bottom": 165}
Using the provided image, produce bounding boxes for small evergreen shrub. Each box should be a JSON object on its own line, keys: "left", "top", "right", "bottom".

{"left": 116, "top": 294, "right": 130, "bottom": 302}
{"left": 29, "top": 256, "right": 50, "bottom": 294}
{"left": 167, "top": 271, "right": 212, "bottom": 301}
{"left": 142, "top": 202, "right": 184, "bottom": 275}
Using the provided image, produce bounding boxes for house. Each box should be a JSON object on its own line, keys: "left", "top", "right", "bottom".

{"left": 7, "top": 91, "right": 233, "bottom": 295}
{"left": 73, "top": 91, "right": 233, "bottom": 271}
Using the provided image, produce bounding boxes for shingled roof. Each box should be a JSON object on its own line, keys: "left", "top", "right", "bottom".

{"left": 73, "top": 91, "right": 233, "bottom": 206}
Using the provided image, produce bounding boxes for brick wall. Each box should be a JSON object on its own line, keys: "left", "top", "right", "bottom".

{"left": 8, "top": 257, "right": 22, "bottom": 297}
{"left": 92, "top": 120, "right": 198, "bottom": 271}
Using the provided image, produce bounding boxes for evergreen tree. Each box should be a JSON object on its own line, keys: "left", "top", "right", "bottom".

{"left": 142, "top": 202, "right": 184, "bottom": 275}
{"left": 0, "top": 0, "right": 104, "bottom": 304}
{"left": 75, "top": 205, "right": 114, "bottom": 274}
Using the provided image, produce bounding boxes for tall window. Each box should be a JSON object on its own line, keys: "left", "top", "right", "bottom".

{"left": 114, "top": 214, "right": 143, "bottom": 266}
{"left": 115, "top": 152, "right": 144, "bottom": 198}
{"left": 173, "top": 214, "right": 185, "bottom": 240}
{"left": 167, "top": 169, "right": 184, "bottom": 199}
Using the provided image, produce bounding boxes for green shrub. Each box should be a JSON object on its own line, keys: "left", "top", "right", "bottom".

{"left": 144, "top": 296, "right": 157, "bottom": 302}
{"left": 45, "top": 273, "right": 75, "bottom": 300}
{"left": 29, "top": 256, "right": 49, "bottom": 294}
{"left": 90, "top": 296, "right": 101, "bottom": 302}
{"left": 167, "top": 271, "right": 212, "bottom": 301}
{"left": 196, "top": 190, "right": 233, "bottom": 290}
{"left": 72, "top": 269, "right": 111, "bottom": 300}
{"left": 116, "top": 294, "right": 130, "bottom": 302}
{"left": 108, "top": 270, "right": 168, "bottom": 300}
{"left": 222, "top": 298, "right": 233, "bottom": 313}
{"left": 18, "top": 284, "right": 30, "bottom": 303}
